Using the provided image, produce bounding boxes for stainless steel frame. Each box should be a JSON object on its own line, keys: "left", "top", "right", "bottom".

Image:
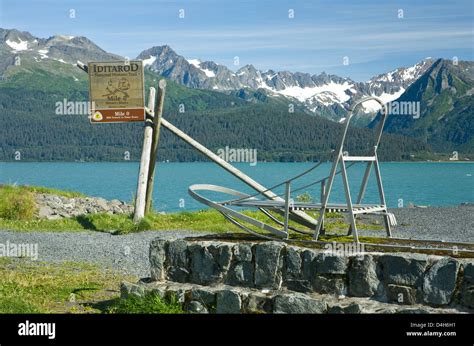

{"left": 314, "top": 96, "right": 393, "bottom": 242}
{"left": 187, "top": 96, "right": 396, "bottom": 242}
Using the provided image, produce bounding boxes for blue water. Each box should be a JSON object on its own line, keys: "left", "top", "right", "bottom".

{"left": 1, "top": 162, "right": 473, "bottom": 212}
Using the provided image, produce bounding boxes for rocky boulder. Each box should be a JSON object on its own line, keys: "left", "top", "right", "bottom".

{"left": 35, "top": 193, "right": 133, "bottom": 219}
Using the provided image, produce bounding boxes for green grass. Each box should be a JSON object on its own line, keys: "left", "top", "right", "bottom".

{"left": 0, "top": 185, "right": 37, "bottom": 220}
{"left": 0, "top": 184, "right": 383, "bottom": 236}
{"left": 0, "top": 257, "right": 183, "bottom": 314}
{"left": 18, "top": 185, "right": 85, "bottom": 198}
{"left": 0, "top": 184, "right": 84, "bottom": 199}
{"left": 0, "top": 217, "right": 88, "bottom": 232}
{"left": 0, "top": 208, "right": 242, "bottom": 234}
{"left": 0, "top": 206, "right": 380, "bottom": 235}
{"left": 0, "top": 258, "right": 125, "bottom": 313}
{"left": 107, "top": 292, "right": 183, "bottom": 314}
{"left": 0, "top": 206, "right": 383, "bottom": 236}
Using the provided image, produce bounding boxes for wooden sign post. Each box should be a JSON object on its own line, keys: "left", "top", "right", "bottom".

{"left": 133, "top": 88, "right": 156, "bottom": 222}
{"left": 145, "top": 79, "right": 167, "bottom": 214}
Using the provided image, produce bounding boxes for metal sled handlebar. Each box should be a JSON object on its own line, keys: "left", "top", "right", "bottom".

{"left": 340, "top": 96, "right": 388, "bottom": 157}
{"left": 314, "top": 96, "right": 392, "bottom": 242}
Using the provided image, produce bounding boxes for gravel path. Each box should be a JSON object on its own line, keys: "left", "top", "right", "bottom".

{"left": 0, "top": 230, "right": 208, "bottom": 278}
{"left": 361, "top": 205, "right": 474, "bottom": 242}
{"left": 0, "top": 206, "right": 472, "bottom": 277}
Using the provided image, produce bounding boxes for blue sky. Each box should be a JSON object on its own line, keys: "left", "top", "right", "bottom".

{"left": 1, "top": 0, "right": 473, "bottom": 81}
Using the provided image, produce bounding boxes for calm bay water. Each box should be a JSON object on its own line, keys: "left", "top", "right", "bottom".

{"left": 1, "top": 162, "right": 473, "bottom": 212}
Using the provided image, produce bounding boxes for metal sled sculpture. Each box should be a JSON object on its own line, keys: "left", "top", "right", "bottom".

{"left": 188, "top": 96, "right": 397, "bottom": 242}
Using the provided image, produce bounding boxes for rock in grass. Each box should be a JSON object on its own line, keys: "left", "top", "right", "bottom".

{"left": 120, "top": 281, "right": 145, "bottom": 298}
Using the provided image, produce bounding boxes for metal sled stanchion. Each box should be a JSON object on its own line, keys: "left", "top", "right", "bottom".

{"left": 314, "top": 96, "right": 395, "bottom": 242}
{"left": 188, "top": 96, "right": 396, "bottom": 242}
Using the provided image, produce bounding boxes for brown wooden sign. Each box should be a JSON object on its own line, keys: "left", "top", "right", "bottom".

{"left": 88, "top": 61, "right": 145, "bottom": 123}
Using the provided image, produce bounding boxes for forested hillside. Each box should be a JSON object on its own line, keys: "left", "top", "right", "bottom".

{"left": 0, "top": 56, "right": 432, "bottom": 162}
{"left": 370, "top": 59, "right": 474, "bottom": 154}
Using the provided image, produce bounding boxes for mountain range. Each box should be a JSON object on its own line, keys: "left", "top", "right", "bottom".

{"left": 0, "top": 28, "right": 472, "bottom": 160}
{"left": 138, "top": 45, "right": 434, "bottom": 121}
{"left": 1, "top": 28, "right": 433, "bottom": 118}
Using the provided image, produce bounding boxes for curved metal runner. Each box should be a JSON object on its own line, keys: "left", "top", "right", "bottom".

{"left": 188, "top": 96, "right": 397, "bottom": 242}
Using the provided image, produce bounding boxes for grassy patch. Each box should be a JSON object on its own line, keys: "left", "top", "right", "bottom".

{"left": 106, "top": 292, "right": 183, "bottom": 314}
{"left": 0, "top": 258, "right": 184, "bottom": 314}
{"left": 0, "top": 218, "right": 86, "bottom": 232}
{"left": 0, "top": 185, "right": 37, "bottom": 220}
{"left": 0, "top": 206, "right": 382, "bottom": 235}
{"left": 0, "top": 258, "right": 131, "bottom": 313}
{"left": 19, "top": 185, "right": 85, "bottom": 198}
{"left": 0, "top": 184, "right": 383, "bottom": 236}
{"left": 0, "top": 184, "right": 85, "bottom": 199}
{"left": 0, "top": 209, "right": 241, "bottom": 234}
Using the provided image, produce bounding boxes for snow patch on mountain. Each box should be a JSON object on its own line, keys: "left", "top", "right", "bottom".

{"left": 187, "top": 59, "right": 200, "bottom": 67}
{"left": 201, "top": 68, "right": 215, "bottom": 78}
{"left": 6, "top": 38, "right": 29, "bottom": 51}
{"left": 142, "top": 55, "right": 157, "bottom": 66}
{"left": 277, "top": 81, "right": 352, "bottom": 103}
{"left": 38, "top": 49, "right": 49, "bottom": 59}
{"left": 362, "top": 88, "right": 406, "bottom": 112}
{"left": 187, "top": 58, "right": 216, "bottom": 77}
{"left": 401, "top": 65, "right": 421, "bottom": 81}
{"left": 53, "top": 58, "right": 67, "bottom": 64}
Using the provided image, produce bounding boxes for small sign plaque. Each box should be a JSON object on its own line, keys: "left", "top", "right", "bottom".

{"left": 88, "top": 61, "right": 145, "bottom": 123}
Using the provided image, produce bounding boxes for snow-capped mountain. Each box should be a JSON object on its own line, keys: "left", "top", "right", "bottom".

{"left": 371, "top": 58, "right": 474, "bottom": 153}
{"left": 356, "top": 59, "right": 434, "bottom": 113}
{"left": 0, "top": 28, "right": 433, "bottom": 122}
{"left": 138, "top": 45, "right": 434, "bottom": 119}
{"left": 0, "top": 28, "right": 121, "bottom": 74}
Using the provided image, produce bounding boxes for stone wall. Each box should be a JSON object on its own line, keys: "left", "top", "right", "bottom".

{"left": 122, "top": 238, "right": 474, "bottom": 314}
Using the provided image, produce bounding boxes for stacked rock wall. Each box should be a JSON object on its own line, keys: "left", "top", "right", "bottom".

{"left": 121, "top": 238, "right": 474, "bottom": 313}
